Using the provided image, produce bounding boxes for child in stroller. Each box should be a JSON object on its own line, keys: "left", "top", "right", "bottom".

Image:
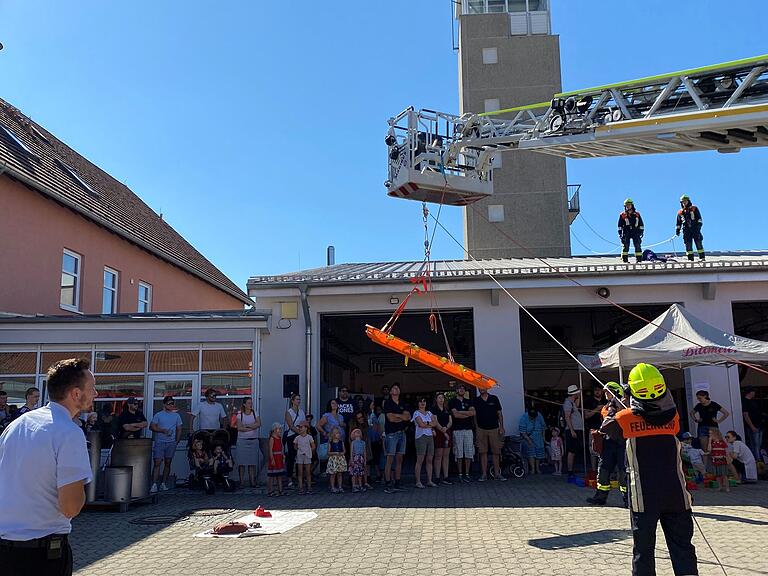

{"left": 494, "top": 436, "right": 526, "bottom": 479}
{"left": 188, "top": 429, "right": 236, "bottom": 494}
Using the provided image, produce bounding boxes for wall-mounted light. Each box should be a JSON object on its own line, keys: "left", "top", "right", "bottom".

{"left": 596, "top": 287, "right": 610, "bottom": 299}
{"left": 389, "top": 297, "right": 400, "bottom": 305}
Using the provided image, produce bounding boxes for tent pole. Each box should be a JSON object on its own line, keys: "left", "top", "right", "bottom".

{"left": 579, "top": 378, "right": 588, "bottom": 477}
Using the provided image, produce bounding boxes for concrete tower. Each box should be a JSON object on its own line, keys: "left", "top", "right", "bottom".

{"left": 458, "top": 0, "right": 574, "bottom": 258}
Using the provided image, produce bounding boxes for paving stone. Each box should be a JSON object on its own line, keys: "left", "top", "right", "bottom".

{"left": 70, "top": 476, "right": 767, "bottom": 575}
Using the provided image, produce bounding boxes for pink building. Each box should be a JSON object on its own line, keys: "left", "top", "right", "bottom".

{"left": 0, "top": 99, "right": 250, "bottom": 315}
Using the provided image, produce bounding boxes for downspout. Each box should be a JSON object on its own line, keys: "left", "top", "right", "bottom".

{"left": 299, "top": 284, "right": 312, "bottom": 414}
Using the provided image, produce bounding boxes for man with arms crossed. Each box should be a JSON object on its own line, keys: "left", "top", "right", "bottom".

{"left": 450, "top": 383, "right": 476, "bottom": 483}
{"left": 0, "top": 358, "right": 97, "bottom": 576}
{"left": 383, "top": 383, "right": 410, "bottom": 493}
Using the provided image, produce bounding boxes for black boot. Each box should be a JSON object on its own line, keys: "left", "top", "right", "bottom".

{"left": 699, "top": 253, "right": 705, "bottom": 261}
{"left": 687, "top": 254, "right": 694, "bottom": 262}
{"left": 586, "top": 490, "right": 608, "bottom": 505}
{"left": 622, "top": 491, "right": 628, "bottom": 508}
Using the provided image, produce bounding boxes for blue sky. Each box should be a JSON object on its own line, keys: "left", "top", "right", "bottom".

{"left": 1, "top": 1, "right": 766, "bottom": 289}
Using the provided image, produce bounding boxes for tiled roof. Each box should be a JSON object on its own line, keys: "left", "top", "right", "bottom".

{"left": 0, "top": 99, "right": 251, "bottom": 305}
{"left": 248, "top": 251, "right": 768, "bottom": 288}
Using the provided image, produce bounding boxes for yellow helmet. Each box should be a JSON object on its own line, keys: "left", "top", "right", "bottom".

{"left": 628, "top": 363, "right": 666, "bottom": 400}
{"left": 605, "top": 381, "right": 624, "bottom": 397}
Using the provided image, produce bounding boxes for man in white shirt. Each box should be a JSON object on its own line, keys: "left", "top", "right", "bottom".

{"left": 0, "top": 358, "right": 97, "bottom": 576}
{"left": 193, "top": 388, "right": 227, "bottom": 431}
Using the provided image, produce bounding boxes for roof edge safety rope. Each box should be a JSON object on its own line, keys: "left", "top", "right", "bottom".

{"left": 464, "top": 203, "right": 768, "bottom": 379}
{"left": 429, "top": 214, "right": 624, "bottom": 406}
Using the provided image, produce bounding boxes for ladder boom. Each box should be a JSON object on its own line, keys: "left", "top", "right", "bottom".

{"left": 385, "top": 54, "right": 768, "bottom": 205}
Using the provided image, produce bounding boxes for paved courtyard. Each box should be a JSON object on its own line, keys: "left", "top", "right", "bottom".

{"left": 72, "top": 476, "right": 768, "bottom": 576}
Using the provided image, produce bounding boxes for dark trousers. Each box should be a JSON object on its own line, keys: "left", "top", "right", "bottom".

{"left": 597, "top": 439, "right": 626, "bottom": 491}
{"left": 1, "top": 537, "right": 73, "bottom": 576}
{"left": 621, "top": 233, "right": 642, "bottom": 262}
{"left": 285, "top": 434, "right": 297, "bottom": 480}
{"left": 630, "top": 509, "right": 698, "bottom": 576}
{"left": 682, "top": 228, "right": 704, "bottom": 260}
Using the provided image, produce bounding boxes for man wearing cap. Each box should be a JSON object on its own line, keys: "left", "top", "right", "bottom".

{"left": 602, "top": 363, "right": 698, "bottom": 576}
{"left": 117, "top": 396, "right": 148, "bottom": 439}
{"left": 149, "top": 396, "right": 183, "bottom": 494}
{"left": 193, "top": 388, "right": 227, "bottom": 432}
{"left": 449, "top": 383, "right": 476, "bottom": 482}
{"left": 562, "top": 384, "right": 585, "bottom": 480}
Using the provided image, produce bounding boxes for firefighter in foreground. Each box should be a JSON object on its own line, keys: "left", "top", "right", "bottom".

{"left": 676, "top": 195, "right": 705, "bottom": 261}
{"left": 618, "top": 198, "right": 644, "bottom": 263}
{"left": 586, "top": 381, "right": 627, "bottom": 507}
{"left": 601, "top": 364, "right": 698, "bottom": 576}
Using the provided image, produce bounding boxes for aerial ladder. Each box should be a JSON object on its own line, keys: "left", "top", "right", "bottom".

{"left": 385, "top": 54, "right": 768, "bottom": 206}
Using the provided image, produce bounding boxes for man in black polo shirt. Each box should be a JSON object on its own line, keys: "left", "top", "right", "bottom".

{"left": 473, "top": 388, "right": 506, "bottom": 481}
{"left": 383, "top": 383, "right": 410, "bottom": 493}
{"left": 116, "top": 397, "right": 148, "bottom": 439}
{"left": 449, "top": 383, "right": 476, "bottom": 483}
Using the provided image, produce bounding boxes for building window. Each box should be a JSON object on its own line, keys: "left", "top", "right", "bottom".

{"left": 488, "top": 205, "right": 505, "bottom": 222}
{"left": 138, "top": 282, "right": 152, "bottom": 313}
{"left": 484, "top": 98, "right": 501, "bottom": 113}
{"left": 482, "top": 47, "right": 498, "bottom": 65}
{"left": 60, "top": 249, "right": 81, "bottom": 311}
{"left": 103, "top": 268, "right": 119, "bottom": 314}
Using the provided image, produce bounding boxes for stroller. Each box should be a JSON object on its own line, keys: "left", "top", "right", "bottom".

{"left": 187, "top": 429, "right": 236, "bottom": 494}
{"left": 492, "top": 436, "right": 525, "bottom": 479}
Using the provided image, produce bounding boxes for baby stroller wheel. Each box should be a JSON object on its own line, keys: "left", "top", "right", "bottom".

{"left": 203, "top": 477, "right": 216, "bottom": 495}
{"left": 512, "top": 465, "right": 525, "bottom": 478}
{"left": 223, "top": 477, "right": 236, "bottom": 492}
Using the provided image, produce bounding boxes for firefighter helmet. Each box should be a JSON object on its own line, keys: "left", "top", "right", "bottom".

{"left": 627, "top": 363, "right": 666, "bottom": 400}
{"left": 680, "top": 194, "right": 690, "bottom": 203}
{"left": 605, "top": 381, "right": 624, "bottom": 397}
{"left": 624, "top": 198, "right": 634, "bottom": 206}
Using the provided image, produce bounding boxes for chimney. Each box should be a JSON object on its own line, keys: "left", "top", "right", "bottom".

{"left": 327, "top": 245, "right": 335, "bottom": 266}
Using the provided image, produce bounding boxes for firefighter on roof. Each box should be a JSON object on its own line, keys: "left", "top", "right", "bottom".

{"left": 601, "top": 364, "right": 698, "bottom": 576}
{"left": 676, "top": 195, "right": 705, "bottom": 261}
{"left": 586, "top": 381, "right": 627, "bottom": 507}
{"left": 618, "top": 198, "right": 644, "bottom": 263}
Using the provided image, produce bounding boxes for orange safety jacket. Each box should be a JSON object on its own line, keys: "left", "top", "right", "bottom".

{"left": 602, "top": 406, "right": 691, "bottom": 514}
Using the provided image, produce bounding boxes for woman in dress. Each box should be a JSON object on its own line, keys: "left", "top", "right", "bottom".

{"left": 235, "top": 397, "right": 261, "bottom": 487}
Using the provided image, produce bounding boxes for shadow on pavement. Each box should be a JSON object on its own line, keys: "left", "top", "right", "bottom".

{"left": 693, "top": 510, "right": 768, "bottom": 526}
{"left": 528, "top": 529, "right": 632, "bottom": 550}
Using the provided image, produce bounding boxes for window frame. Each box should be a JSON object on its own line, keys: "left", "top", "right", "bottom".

{"left": 60, "top": 249, "right": 82, "bottom": 313}
{"left": 102, "top": 267, "right": 119, "bottom": 315}
{"left": 138, "top": 281, "right": 152, "bottom": 313}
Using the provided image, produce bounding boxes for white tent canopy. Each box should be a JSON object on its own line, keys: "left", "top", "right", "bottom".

{"left": 578, "top": 303, "right": 768, "bottom": 371}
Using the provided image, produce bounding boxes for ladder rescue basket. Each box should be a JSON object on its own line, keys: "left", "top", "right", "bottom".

{"left": 365, "top": 325, "right": 497, "bottom": 390}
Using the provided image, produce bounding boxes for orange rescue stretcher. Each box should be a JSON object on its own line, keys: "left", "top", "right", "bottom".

{"left": 365, "top": 325, "right": 497, "bottom": 390}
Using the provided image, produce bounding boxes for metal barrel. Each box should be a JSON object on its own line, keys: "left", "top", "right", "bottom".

{"left": 104, "top": 466, "right": 133, "bottom": 503}
{"left": 110, "top": 438, "right": 152, "bottom": 499}
{"left": 85, "top": 430, "right": 101, "bottom": 502}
